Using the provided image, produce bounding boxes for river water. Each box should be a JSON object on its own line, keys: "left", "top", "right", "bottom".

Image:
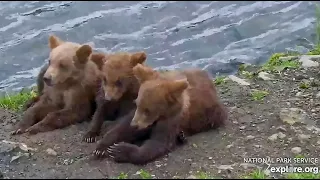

{"left": 0, "top": 1, "right": 317, "bottom": 92}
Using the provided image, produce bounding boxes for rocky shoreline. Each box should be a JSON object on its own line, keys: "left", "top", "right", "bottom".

{"left": 0, "top": 53, "right": 319, "bottom": 179}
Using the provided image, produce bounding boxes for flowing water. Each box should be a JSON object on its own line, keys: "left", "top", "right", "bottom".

{"left": 0, "top": 1, "right": 317, "bottom": 92}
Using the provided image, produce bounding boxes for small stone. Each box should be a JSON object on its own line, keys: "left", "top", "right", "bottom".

{"left": 268, "top": 134, "right": 278, "bottom": 141}
{"left": 217, "top": 165, "right": 234, "bottom": 170}
{"left": 246, "top": 135, "right": 255, "bottom": 141}
{"left": 278, "top": 132, "right": 286, "bottom": 139}
{"left": 226, "top": 143, "right": 234, "bottom": 149}
{"left": 288, "top": 137, "right": 293, "bottom": 142}
{"left": 240, "top": 163, "right": 256, "bottom": 169}
{"left": 228, "top": 75, "right": 250, "bottom": 86}
{"left": 279, "top": 108, "right": 313, "bottom": 126}
{"left": 46, "top": 148, "right": 57, "bottom": 156}
{"left": 258, "top": 72, "right": 274, "bottom": 80}
{"left": 239, "top": 126, "right": 246, "bottom": 130}
{"left": 187, "top": 175, "right": 197, "bottom": 179}
{"left": 254, "top": 145, "right": 262, "bottom": 148}
{"left": 209, "top": 157, "right": 213, "bottom": 160}
{"left": 317, "top": 140, "right": 320, "bottom": 145}
{"left": 298, "top": 55, "right": 319, "bottom": 68}
{"left": 296, "top": 92, "right": 303, "bottom": 97}
{"left": 316, "top": 92, "right": 320, "bottom": 98}
{"left": 291, "top": 147, "right": 302, "bottom": 154}
{"left": 277, "top": 126, "right": 287, "bottom": 132}
{"left": 298, "top": 134, "right": 311, "bottom": 142}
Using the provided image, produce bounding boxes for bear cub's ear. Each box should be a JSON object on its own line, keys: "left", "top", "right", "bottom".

{"left": 168, "top": 79, "right": 189, "bottom": 96}
{"left": 130, "top": 52, "right": 147, "bottom": 67}
{"left": 49, "top": 35, "right": 64, "bottom": 50}
{"left": 75, "top": 45, "right": 93, "bottom": 64}
{"left": 133, "top": 64, "right": 157, "bottom": 84}
{"left": 165, "top": 79, "right": 189, "bottom": 103}
{"left": 90, "top": 53, "right": 109, "bottom": 70}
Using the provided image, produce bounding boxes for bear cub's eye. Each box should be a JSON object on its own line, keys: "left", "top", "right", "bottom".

{"left": 115, "top": 80, "right": 122, "bottom": 87}
{"left": 59, "top": 63, "right": 67, "bottom": 70}
{"left": 144, "top": 108, "right": 150, "bottom": 115}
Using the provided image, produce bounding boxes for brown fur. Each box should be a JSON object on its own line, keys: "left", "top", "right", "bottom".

{"left": 83, "top": 51, "right": 147, "bottom": 144}
{"left": 106, "top": 64, "right": 228, "bottom": 165}
{"left": 23, "top": 51, "right": 109, "bottom": 111}
{"left": 11, "top": 35, "right": 101, "bottom": 135}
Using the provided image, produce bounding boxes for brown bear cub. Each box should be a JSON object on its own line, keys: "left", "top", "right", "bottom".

{"left": 106, "top": 64, "right": 228, "bottom": 165}
{"left": 11, "top": 35, "right": 101, "bottom": 135}
{"left": 83, "top": 52, "right": 149, "bottom": 146}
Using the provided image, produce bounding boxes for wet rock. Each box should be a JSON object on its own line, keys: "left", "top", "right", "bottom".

{"left": 279, "top": 108, "right": 313, "bottom": 125}
{"left": 228, "top": 75, "right": 250, "bottom": 86}
{"left": 46, "top": 148, "right": 57, "bottom": 156}
{"left": 297, "top": 134, "right": 311, "bottom": 142}
{"left": 246, "top": 135, "right": 255, "bottom": 141}
{"left": 258, "top": 72, "right": 274, "bottom": 80}
{"left": 291, "top": 147, "right": 302, "bottom": 154}
{"left": 299, "top": 55, "right": 320, "bottom": 68}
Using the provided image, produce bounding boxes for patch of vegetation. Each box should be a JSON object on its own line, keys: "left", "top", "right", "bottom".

{"left": 261, "top": 53, "right": 301, "bottom": 72}
{"left": 194, "top": 171, "right": 218, "bottom": 179}
{"left": 238, "top": 64, "right": 249, "bottom": 72}
{"left": 0, "top": 88, "right": 37, "bottom": 112}
{"left": 137, "top": 169, "right": 152, "bottom": 179}
{"left": 116, "top": 172, "right": 128, "bottom": 179}
{"left": 240, "top": 70, "right": 255, "bottom": 79}
{"left": 251, "top": 90, "right": 269, "bottom": 101}
{"left": 285, "top": 173, "right": 320, "bottom": 179}
{"left": 299, "top": 81, "right": 310, "bottom": 89}
{"left": 214, "top": 76, "right": 227, "bottom": 85}
{"left": 241, "top": 169, "right": 268, "bottom": 179}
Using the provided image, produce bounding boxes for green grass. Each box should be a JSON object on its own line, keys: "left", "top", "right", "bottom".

{"left": 137, "top": 169, "right": 152, "bottom": 179}
{"left": 0, "top": 88, "right": 37, "bottom": 112}
{"left": 285, "top": 173, "right": 320, "bottom": 179}
{"left": 240, "top": 70, "right": 255, "bottom": 79}
{"left": 241, "top": 169, "right": 268, "bottom": 179}
{"left": 214, "top": 76, "right": 227, "bottom": 85}
{"left": 251, "top": 90, "right": 269, "bottom": 101}
{"left": 116, "top": 172, "right": 128, "bottom": 179}
{"left": 299, "top": 81, "right": 310, "bottom": 89}
{"left": 261, "top": 53, "right": 301, "bottom": 72}
{"left": 194, "top": 171, "right": 218, "bottom": 179}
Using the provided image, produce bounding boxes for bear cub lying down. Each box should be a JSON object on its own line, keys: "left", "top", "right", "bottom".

{"left": 91, "top": 56, "right": 227, "bottom": 164}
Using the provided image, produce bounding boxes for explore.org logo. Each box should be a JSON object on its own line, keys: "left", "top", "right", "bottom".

{"left": 244, "top": 157, "right": 319, "bottom": 175}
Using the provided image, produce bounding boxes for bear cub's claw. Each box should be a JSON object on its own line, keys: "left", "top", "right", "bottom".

{"left": 107, "top": 142, "right": 136, "bottom": 163}
{"left": 83, "top": 131, "right": 99, "bottom": 143}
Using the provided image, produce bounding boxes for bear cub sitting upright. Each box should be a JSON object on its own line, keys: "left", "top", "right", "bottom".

{"left": 11, "top": 35, "right": 101, "bottom": 135}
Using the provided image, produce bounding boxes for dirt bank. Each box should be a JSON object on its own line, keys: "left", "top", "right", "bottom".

{"left": 0, "top": 54, "right": 319, "bottom": 179}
